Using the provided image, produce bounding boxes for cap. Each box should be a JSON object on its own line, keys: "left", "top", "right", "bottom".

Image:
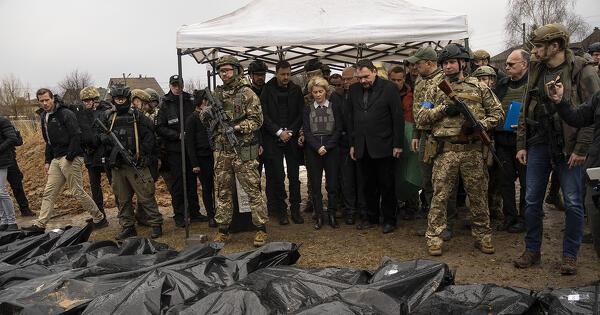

{"left": 169, "top": 75, "right": 183, "bottom": 85}
{"left": 406, "top": 47, "right": 438, "bottom": 64}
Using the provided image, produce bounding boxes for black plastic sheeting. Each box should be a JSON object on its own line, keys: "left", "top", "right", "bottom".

{"left": 0, "top": 225, "right": 597, "bottom": 315}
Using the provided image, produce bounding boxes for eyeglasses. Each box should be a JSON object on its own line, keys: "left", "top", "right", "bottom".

{"left": 82, "top": 99, "right": 95, "bottom": 103}
{"left": 506, "top": 61, "right": 524, "bottom": 68}
{"left": 219, "top": 68, "right": 234, "bottom": 75}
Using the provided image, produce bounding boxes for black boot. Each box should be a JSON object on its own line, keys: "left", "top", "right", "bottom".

{"left": 328, "top": 212, "right": 339, "bottom": 228}
{"left": 278, "top": 210, "right": 289, "bottom": 225}
{"left": 20, "top": 208, "right": 35, "bottom": 217}
{"left": 208, "top": 217, "right": 217, "bottom": 228}
{"left": 345, "top": 213, "right": 355, "bottom": 225}
{"left": 290, "top": 207, "right": 304, "bottom": 224}
{"left": 151, "top": 226, "right": 162, "bottom": 239}
{"left": 116, "top": 226, "right": 137, "bottom": 240}
{"left": 314, "top": 216, "right": 323, "bottom": 230}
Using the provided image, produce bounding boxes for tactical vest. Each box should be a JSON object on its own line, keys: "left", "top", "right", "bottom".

{"left": 309, "top": 105, "right": 335, "bottom": 136}
{"left": 501, "top": 84, "right": 527, "bottom": 111}
{"left": 109, "top": 111, "right": 140, "bottom": 160}
{"left": 413, "top": 69, "right": 444, "bottom": 131}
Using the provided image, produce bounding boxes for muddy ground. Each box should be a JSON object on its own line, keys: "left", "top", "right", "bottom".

{"left": 14, "top": 132, "right": 600, "bottom": 291}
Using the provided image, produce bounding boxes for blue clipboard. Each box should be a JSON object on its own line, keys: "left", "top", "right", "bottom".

{"left": 503, "top": 101, "right": 521, "bottom": 132}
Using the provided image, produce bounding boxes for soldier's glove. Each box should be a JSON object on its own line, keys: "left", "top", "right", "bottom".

{"left": 444, "top": 103, "right": 461, "bottom": 117}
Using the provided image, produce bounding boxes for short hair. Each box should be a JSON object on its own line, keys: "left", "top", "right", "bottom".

{"left": 308, "top": 76, "right": 329, "bottom": 93}
{"left": 520, "top": 50, "right": 530, "bottom": 63}
{"left": 549, "top": 38, "right": 566, "bottom": 50}
{"left": 356, "top": 59, "right": 376, "bottom": 71}
{"left": 275, "top": 60, "right": 291, "bottom": 72}
{"left": 36, "top": 88, "right": 53, "bottom": 100}
{"left": 329, "top": 73, "right": 342, "bottom": 81}
{"left": 388, "top": 66, "right": 406, "bottom": 76}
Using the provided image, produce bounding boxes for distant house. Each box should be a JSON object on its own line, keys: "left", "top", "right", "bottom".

{"left": 106, "top": 76, "right": 165, "bottom": 98}
{"left": 490, "top": 27, "right": 600, "bottom": 70}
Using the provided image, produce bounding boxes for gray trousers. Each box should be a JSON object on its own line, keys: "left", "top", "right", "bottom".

{"left": 0, "top": 168, "right": 16, "bottom": 225}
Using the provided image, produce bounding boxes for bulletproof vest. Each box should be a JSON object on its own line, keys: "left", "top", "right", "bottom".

{"left": 216, "top": 85, "right": 245, "bottom": 122}
{"left": 413, "top": 69, "right": 444, "bottom": 131}
{"left": 501, "top": 84, "right": 527, "bottom": 112}
{"left": 309, "top": 105, "right": 335, "bottom": 136}
{"left": 109, "top": 112, "right": 138, "bottom": 157}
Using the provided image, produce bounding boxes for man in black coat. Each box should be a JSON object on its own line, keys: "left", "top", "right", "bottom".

{"left": 348, "top": 59, "right": 404, "bottom": 233}
{"left": 156, "top": 75, "right": 207, "bottom": 227}
{"left": 260, "top": 60, "right": 305, "bottom": 225}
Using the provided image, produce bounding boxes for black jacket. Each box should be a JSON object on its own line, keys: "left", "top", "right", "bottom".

{"left": 303, "top": 99, "right": 343, "bottom": 152}
{"left": 0, "top": 116, "right": 18, "bottom": 169}
{"left": 347, "top": 76, "right": 404, "bottom": 159}
{"left": 185, "top": 112, "right": 213, "bottom": 169}
{"left": 72, "top": 101, "right": 113, "bottom": 166}
{"left": 556, "top": 91, "right": 600, "bottom": 168}
{"left": 156, "top": 91, "right": 195, "bottom": 153}
{"left": 39, "top": 97, "right": 83, "bottom": 163}
{"left": 259, "top": 78, "right": 304, "bottom": 151}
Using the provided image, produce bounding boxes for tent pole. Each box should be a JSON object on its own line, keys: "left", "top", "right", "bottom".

{"left": 207, "top": 70, "right": 211, "bottom": 91}
{"left": 177, "top": 48, "right": 190, "bottom": 239}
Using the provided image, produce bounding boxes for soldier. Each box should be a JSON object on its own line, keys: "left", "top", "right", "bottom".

{"left": 100, "top": 85, "right": 163, "bottom": 239}
{"left": 248, "top": 60, "right": 268, "bottom": 96}
{"left": 130, "top": 89, "right": 151, "bottom": 111}
{"left": 471, "top": 66, "right": 497, "bottom": 89}
{"left": 408, "top": 47, "right": 456, "bottom": 239}
{"left": 143, "top": 88, "right": 160, "bottom": 122}
{"left": 472, "top": 49, "right": 507, "bottom": 82}
{"left": 415, "top": 43, "right": 503, "bottom": 256}
{"left": 588, "top": 42, "right": 600, "bottom": 76}
{"left": 200, "top": 55, "right": 268, "bottom": 246}
{"left": 513, "top": 24, "right": 600, "bottom": 275}
{"left": 79, "top": 86, "right": 114, "bottom": 216}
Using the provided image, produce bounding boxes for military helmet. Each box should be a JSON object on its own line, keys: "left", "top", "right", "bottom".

{"left": 79, "top": 86, "right": 100, "bottom": 100}
{"left": 144, "top": 88, "right": 160, "bottom": 102}
{"left": 304, "top": 58, "right": 323, "bottom": 72}
{"left": 248, "top": 60, "right": 268, "bottom": 74}
{"left": 588, "top": 42, "right": 600, "bottom": 53}
{"left": 131, "top": 89, "right": 151, "bottom": 103}
{"left": 472, "top": 49, "right": 491, "bottom": 60}
{"left": 530, "top": 23, "right": 570, "bottom": 45}
{"left": 216, "top": 55, "right": 242, "bottom": 70}
{"left": 110, "top": 84, "right": 131, "bottom": 99}
{"left": 438, "top": 43, "right": 471, "bottom": 64}
{"left": 471, "top": 65, "right": 496, "bottom": 78}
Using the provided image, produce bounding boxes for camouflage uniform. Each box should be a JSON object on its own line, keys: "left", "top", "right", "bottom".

{"left": 415, "top": 76, "right": 503, "bottom": 250}
{"left": 202, "top": 72, "right": 268, "bottom": 229}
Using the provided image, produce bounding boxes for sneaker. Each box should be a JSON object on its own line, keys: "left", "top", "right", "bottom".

{"left": 116, "top": 226, "right": 137, "bottom": 240}
{"left": 213, "top": 231, "right": 230, "bottom": 243}
{"left": 4, "top": 224, "right": 19, "bottom": 232}
{"left": 22, "top": 224, "right": 45, "bottom": 233}
{"left": 513, "top": 250, "right": 541, "bottom": 269}
{"left": 560, "top": 256, "right": 577, "bottom": 275}
{"left": 253, "top": 230, "right": 268, "bottom": 247}
{"left": 93, "top": 217, "right": 109, "bottom": 229}
{"left": 475, "top": 239, "right": 495, "bottom": 254}
{"left": 151, "top": 226, "right": 162, "bottom": 239}
{"left": 428, "top": 243, "right": 443, "bottom": 256}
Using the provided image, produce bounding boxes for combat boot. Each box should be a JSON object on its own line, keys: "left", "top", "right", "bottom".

{"left": 254, "top": 226, "right": 268, "bottom": 247}
{"left": 116, "top": 226, "right": 137, "bottom": 240}
{"left": 151, "top": 226, "right": 162, "bottom": 239}
{"left": 560, "top": 256, "right": 577, "bottom": 275}
{"left": 513, "top": 250, "right": 541, "bottom": 268}
{"left": 428, "top": 243, "right": 443, "bottom": 256}
{"left": 213, "top": 227, "right": 230, "bottom": 243}
{"left": 475, "top": 238, "right": 495, "bottom": 254}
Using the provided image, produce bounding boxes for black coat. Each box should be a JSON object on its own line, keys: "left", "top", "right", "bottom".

{"left": 556, "top": 91, "right": 600, "bottom": 168}
{"left": 347, "top": 76, "right": 404, "bottom": 159}
{"left": 259, "top": 78, "right": 304, "bottom": 155}
{"left": 72, "top": 101, "right": 113, "bottom": 166}
{"left": 185, "top": 112, "right": 213, "bottom": 169}
{"left": 39, "top": 98, "right": 83, "bottom": 163}
{"left": 156, "top": 91, "right": 195, "bottom": 153}
{"left": 0, "top": 116, "right": 18, "bottom": 169}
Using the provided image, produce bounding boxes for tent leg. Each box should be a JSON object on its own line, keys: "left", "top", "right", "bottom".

{"left": 177, "top": 48, "right": 190, "bottom": 239}
{"left": 207, "top": 70, "right": 211, "bottom": 91}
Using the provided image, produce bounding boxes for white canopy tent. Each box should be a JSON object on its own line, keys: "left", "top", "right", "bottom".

{"left": 176, "top": 0, "right": 469, "bottom": 74}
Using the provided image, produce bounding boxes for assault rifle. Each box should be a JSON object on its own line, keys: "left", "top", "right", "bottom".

{"left": 202, "top": 87, "right": 240, "bottom": 153}
{"left": 437, "top": 80, "right": 503, "bottom": 168}
{"left": 95, "top": 118, "right": 149, "bottom": 183}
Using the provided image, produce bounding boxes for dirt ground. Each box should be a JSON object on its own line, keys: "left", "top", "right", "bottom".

{"left": 14, "top": 132, "right": 600, "bottom": 291}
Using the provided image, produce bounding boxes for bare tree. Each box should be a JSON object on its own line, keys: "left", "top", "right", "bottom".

{"left": 504, "top": 0, "right": 589, "bottom": 48}
{"left": 0, "top": 74, "right": 27, "bottom": 117}
{"left": 58, "top": 69, "right": 94, "bottom": 103}
{"left": 184, "top": 78, "right": 206, "bottom": 94}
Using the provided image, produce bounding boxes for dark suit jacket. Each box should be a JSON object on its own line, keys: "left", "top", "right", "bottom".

{"left": 348, "top": 76, "right": 404, "bottom": 159}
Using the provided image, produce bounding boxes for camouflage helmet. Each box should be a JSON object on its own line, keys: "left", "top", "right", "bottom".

{"left": 471, "top": 65, "right": 496, "bottom": 78}
{"left": 438, "top": 43, "right": 471, "bottom": 64}
{"left": 472, "top": 49, "right": 491, "bottom": 60}
{"left": 216, "top": 55, "right": 242, "bottom": 71}
{"left": 530, "top": 23, "right": 570, "bottom": 45}
{"left": 588, "top": 42, "right": 600, "bottom": 53}
{"left": 144, "top": 88, "right": 160, "bottom": 102}
{"left": 79, "top": 86, "right": 100, "bottom": 100}
{"left": 248, "top": 60, "right": 268, "bottom": 74}
{"left": 130, "top": 89, "right": 151, "bottom": 103}
{"left": 110, "top": 84, "right": 131, "bottom": 99}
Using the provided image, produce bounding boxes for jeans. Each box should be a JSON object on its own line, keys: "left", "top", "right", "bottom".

{"left": 524, "top": 144, "right": 584, "bottom": 258}
{"left": 0, "top": 168, "right": 16, "bottom": 225}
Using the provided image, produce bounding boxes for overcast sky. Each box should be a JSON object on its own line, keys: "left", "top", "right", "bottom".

{"left": 1, "top": 0, "right": 598, "bottom": 95}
